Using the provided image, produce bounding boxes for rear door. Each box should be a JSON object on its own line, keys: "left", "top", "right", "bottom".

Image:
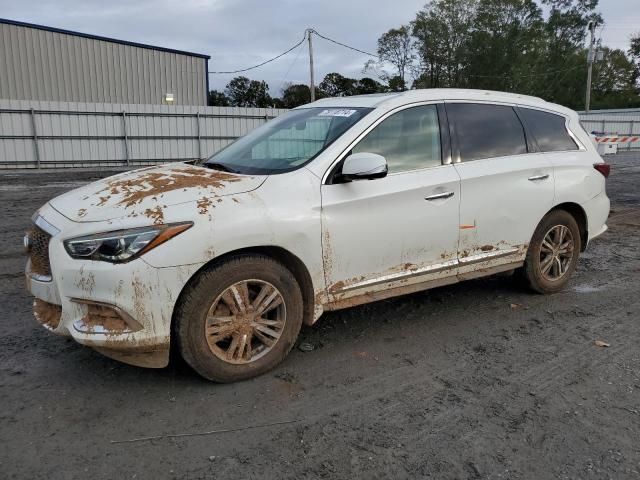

{"left": 516, "top": 107, "right": 599, "bottom": 204}
{"left": 446, "top": 102, "right": 555, "bottom": 272}
{"left": 320, "top": 104, "right": 461, "bottom": 305}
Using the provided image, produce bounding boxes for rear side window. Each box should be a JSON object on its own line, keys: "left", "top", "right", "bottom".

{"left": 447, "top": 103, "right": 527, "bottom": 161}
{"left": 519, "top": 108, "right": 579, "bottom": 152}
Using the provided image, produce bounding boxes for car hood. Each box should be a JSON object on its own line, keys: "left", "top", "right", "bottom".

{"left": 49, "top": 163, "right": 266, "bottom": 223}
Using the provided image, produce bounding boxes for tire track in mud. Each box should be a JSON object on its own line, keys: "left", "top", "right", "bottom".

{"left": 230, "top": 303, "right": 638, "bottom": 479}
{"left": 98, "top": 282, "right": 638, "bottom": 449}
{"left": 211, "top": 297, "right": 639, "bottom": 453}
{"left": 132, "top": 296, "right": 636, "bottom": 459}
{"left": 0, "top": 250, "right": 25, "bottom": 260}
{"left": 0, "top": 272, "right": 25, "bottom": 279}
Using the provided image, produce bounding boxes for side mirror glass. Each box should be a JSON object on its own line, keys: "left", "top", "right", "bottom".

{"left": 340, "top": 152, "right": 388, "bottom": 181}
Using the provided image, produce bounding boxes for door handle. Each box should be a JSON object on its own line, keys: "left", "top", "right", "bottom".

{"left": 425, "top": 191, "right": 455, "bottom": 201}
{"left": 528, "top": 174, "right": 549, "bottom": 181}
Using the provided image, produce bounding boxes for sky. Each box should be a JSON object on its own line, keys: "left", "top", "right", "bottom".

{"left": 1, "top": 0, "right": 638, "bottom": 96}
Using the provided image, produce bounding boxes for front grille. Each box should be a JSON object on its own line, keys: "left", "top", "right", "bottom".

{"left": 28, "top": 226, "right": 52, "bottom": 277}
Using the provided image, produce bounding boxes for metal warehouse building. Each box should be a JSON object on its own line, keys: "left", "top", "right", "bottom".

{"left": 0, "top": 18, "right": 210, "bottom": 105}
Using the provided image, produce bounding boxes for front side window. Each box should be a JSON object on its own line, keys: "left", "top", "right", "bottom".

{"left": 447, "top": 103, "right": 527, "bottom": 161}
{"left": 519, "top": 108, "right": 579, "bottom": 152}
{"left": 352, "top": 105, "right": 442, "bottom": 173}
{"left": 205, "top": 107, "right": 372, "bottom": 175}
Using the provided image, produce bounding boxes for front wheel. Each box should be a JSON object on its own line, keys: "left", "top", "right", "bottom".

{"left": 522, "top": 210, "right": 581, "bottom": 294}
{"left": 175, "top": 255, "right": 303, "bottom": 382}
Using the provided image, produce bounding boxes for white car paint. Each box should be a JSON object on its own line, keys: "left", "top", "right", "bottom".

{"left": 321, "top": 163, "right": 461, "bottom": 306}
{"left": 454, "top": 153, "right": 555, "bottom": 259}
{"left": 25, "top": 89, "right": 609, "bottom": 369}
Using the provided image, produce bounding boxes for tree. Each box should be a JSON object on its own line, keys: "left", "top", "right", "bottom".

{"left": 386, "top": 76, "right": 406, "bottom": 92}
{"left": 411, "top": 0, "right": 477, "bottom": 88}
{"left": 317, "top": 73, "right": 386, "bottom": 97}
{"left": 353, "top": 77, "right": 386, "bottom": 94}
{"left": 319, "top": 72, "right": 356, "bottom": 97}
{"left": 207, "top": 90, "right": 230, "bottom": 106}
{"left": 538, "top": 0, "right": 602, "bottom": 107}
{"left": 281, "top": 83, "right": 311, "bottom": 108}
{"left": 543, "top": 0, "right": 602, "bottom": 54}
{"left": 375, "top": 25, "right": 415, "bottom": 90}
{"left": 463, "top": 0, "right": 545, "bottom": 92}
{"left": 406, "top": 0, "right": 614, "bottom": 109}
{"left": 271, "top": 97, "right": 286, "bottom": 109}
{"left": 591, "top": 46, "right": 640, "bottom": 108}
{"left": 225, "top": 76, "right": 251, "bottom": 106}
{"left": 224, "top": 76, "right": 273, "bottom": 107}
{"left": 218, "top": 1, "right": 636, "bottom": 111}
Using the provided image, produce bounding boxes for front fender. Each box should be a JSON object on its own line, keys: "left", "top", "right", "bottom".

{"left": 141, "top": 169, "right": 327, "bottom": 313}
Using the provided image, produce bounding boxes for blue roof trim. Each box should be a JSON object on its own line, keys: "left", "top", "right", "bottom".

{"left": 0, "top": 17, "right": 211, "bottom": 59}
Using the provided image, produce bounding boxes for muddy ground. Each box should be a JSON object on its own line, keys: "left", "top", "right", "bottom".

{"left": 1, "top": 153, "right": 639, "bottom": 479}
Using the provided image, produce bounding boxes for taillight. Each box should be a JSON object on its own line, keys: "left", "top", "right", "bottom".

{"left": 594, "top": 163, "right": 610, "bottom": 178}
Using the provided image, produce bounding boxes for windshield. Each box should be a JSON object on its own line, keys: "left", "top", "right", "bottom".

{"left": 204, "top": 107, "right": 372, "bottom": 175}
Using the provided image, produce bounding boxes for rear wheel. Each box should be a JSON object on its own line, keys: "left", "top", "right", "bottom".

{"left": 523, "top": 210, "right": 581, "bottom": 294}
{"left": 175, "top": 255, "right": 303, "bottom": 382}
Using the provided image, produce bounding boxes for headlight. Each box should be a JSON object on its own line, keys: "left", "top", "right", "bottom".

{"left": 63, "top": 222, "right": 192, "bottom": 263}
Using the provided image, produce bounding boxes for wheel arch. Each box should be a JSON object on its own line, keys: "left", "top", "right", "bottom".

{"left": 548, "top": 202, "right": 588, "bottom": 251}
{"left": 171, "top": 246, "right": 317, "bottom": 334}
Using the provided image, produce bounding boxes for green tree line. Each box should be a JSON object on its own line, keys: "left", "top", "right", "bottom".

{"left": 209, "top": 0, "right": 640, "bottom": 110}
{"left": 207, "top": 73, "right": 390, "bottom": 109}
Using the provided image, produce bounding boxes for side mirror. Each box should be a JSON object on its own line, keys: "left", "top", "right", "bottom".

{"left": 340, "top": 152, "right": 388, "bottom": 182}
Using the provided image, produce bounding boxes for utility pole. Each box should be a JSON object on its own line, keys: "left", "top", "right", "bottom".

{"left": 585, "top": 21, "right": 597, "bottom": 112}
{"left": 308, "top": 28, "right": 315, "bottom": 102}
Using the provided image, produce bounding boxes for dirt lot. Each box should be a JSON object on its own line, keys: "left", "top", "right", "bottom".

{"left": 1, "top": 153, "right": 639, "bottom": 480}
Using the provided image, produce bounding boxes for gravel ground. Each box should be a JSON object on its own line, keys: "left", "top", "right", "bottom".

{"left": 0, "top": 153, "right": 639, "bottom": 480}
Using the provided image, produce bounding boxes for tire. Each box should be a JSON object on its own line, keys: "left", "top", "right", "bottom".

{"left": 523, "top": 209, "right": 582, "bottom": 294}
{"left": 175, "top": 254, "right": 303, "bottom": 382}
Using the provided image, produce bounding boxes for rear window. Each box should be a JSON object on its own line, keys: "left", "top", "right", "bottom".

{"left": 447, "top": 103, "right": 527, "bottom": 161}
{"left": 519, "top": 108, "right": 579, "bottom": 152}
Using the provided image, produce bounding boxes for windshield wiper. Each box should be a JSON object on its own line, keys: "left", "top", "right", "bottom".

{"left": 204, "top": 162, "right": 239, "bottom": 174}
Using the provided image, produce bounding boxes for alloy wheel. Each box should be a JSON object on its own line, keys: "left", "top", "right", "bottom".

{"left": 204, "top": 280, "right": 286, "bottom": 364}
{"left": 539, "top": 225, "right": 575, "bottom": 281}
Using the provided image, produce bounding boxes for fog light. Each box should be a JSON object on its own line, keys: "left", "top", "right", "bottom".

{"left": 85, "top": 304, "right": 128, "bottom": 331}
{"left": 71, "top": 299, "right": 142, "bottom": 333}
{"left": 33, "top": 298, "right": 62, "bottom": 330}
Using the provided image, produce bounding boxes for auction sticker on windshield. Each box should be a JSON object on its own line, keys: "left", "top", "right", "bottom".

{"left": 318, "top": 109, "right": 357, "bottom": 117}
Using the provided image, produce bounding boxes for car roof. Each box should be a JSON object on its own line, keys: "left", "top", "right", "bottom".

{"left": 300, "top": 88, "right": 572, "bottom": 115}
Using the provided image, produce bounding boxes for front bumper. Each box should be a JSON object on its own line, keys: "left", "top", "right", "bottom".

{"left": 26, "top": 203, "right": 201, "bottom": 368}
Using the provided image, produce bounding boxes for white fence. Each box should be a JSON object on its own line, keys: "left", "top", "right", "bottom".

{"left": 1, "top": 101, "right": 638, "bottom": 169}
{"left": 0, "top": 99, "right": 287, "bottom": 168}
{"left": 579, "top": 108, "right": 640, "bottom": 151}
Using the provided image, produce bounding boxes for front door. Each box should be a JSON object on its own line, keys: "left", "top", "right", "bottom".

{"left": 320, "top": 104, "right": 461, "bottom": 305}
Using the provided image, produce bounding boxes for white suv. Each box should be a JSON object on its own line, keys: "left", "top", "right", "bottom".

{"left": 25, "top": 89, "right": 610, "bottom": 382}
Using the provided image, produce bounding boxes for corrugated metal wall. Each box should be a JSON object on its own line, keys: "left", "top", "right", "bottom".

{"left": 0, "top": 99, "right": 288, "bottom": 168}
{"left": 0, "top": 21, "right": 208, "bottom": 105}
{"left": 579, "top": 109, "right": 640, "bottom": 151}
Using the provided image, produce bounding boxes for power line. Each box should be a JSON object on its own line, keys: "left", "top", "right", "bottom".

{"left": 208, "top": 33, "right": 307, "bottom": 74}
{"left": 310, "top": 29, "right": 379, "bottom": 58}
{"left": 539, "top": 64, "right": 576, "bottom": 100}
{"left": 278, "top": 41, "right": 306, "bottom": 92}
{"left": 208, "top": 27, "right": 582, "bottom": 83}
{"left": 208, "top": 29, "right": 378, "bottom": 76}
